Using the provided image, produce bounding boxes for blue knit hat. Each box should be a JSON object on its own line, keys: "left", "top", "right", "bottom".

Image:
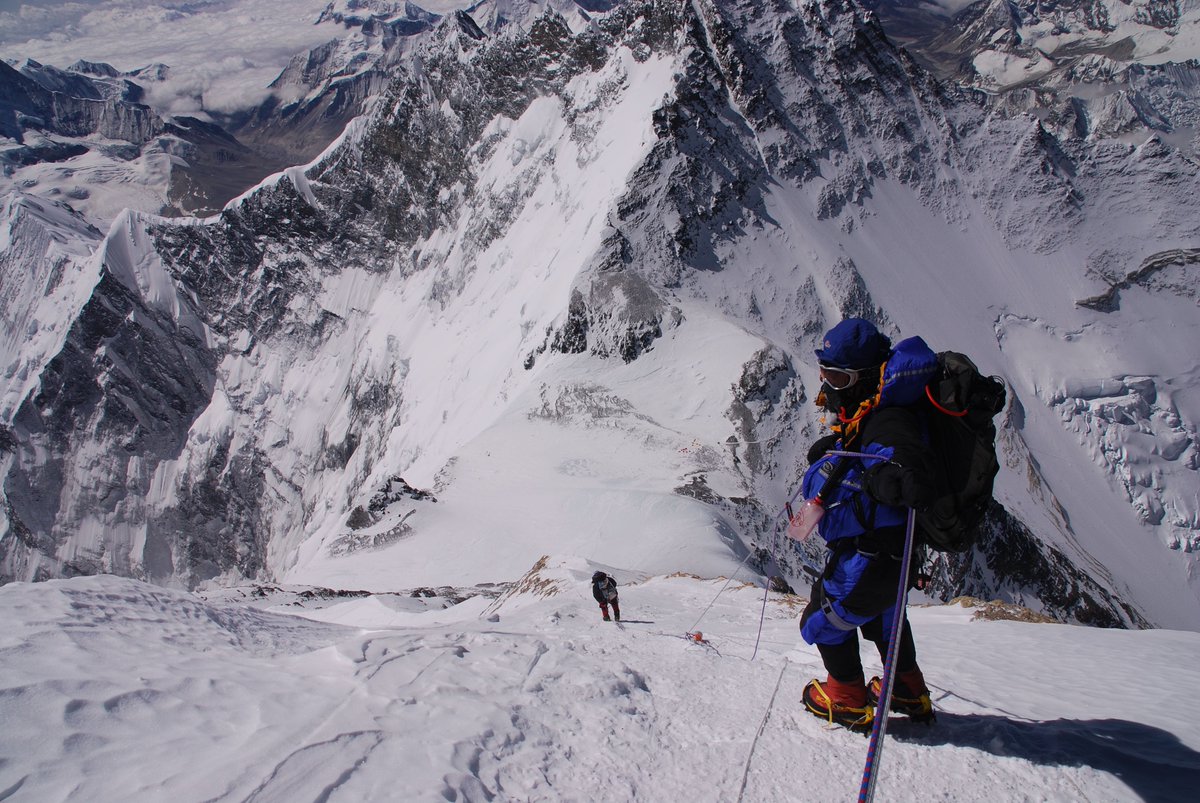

{"left": 814, "top": 318, "right": 892, "bottom": 369}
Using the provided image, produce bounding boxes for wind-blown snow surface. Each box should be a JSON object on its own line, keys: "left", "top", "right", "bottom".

{"left": 1, "top": 567, "right": 1198, "bottom": 802}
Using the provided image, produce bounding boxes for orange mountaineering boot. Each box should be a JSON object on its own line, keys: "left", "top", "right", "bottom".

{"left": 802, "top": 674, "right": 874, "bottom": 732}
{"left": 868, "top": 667, "right": 935, "bottom": 723}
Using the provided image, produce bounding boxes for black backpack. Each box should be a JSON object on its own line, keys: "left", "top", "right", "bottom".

{"left": 916, "top": 352, "right": 1007, "bottom": 552}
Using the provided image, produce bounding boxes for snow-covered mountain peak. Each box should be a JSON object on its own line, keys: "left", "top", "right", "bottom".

{"left": 318, "top": 0, "right": 430, "bottom": 26}
{"left": 2, "top": 0, "right": 1199, "bottom": 635}
{"left": 985, "top": 0, "right": 1195, "bottom": 70}
{"left": 0, "top": 193, "right": 103, "bottom": 422}
{"left": 276, "top": 0, "right": 443, "bottom": 98}
{"left": 4, "top": 3, "right": 1200, "bottom": 796}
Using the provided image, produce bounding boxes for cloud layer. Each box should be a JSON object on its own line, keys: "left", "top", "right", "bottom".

{"left": 0, "top": 1, "right": 347, "bottom": 116}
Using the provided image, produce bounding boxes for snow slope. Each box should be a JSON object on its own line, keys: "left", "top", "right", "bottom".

{"left": 0, "top": 566, "right": 1196, "bottom": 801}
{"left": 275, "top": 0, "right": 1200, "bottom": 632}
{"left": 283, "top": 304, "right": 767, "bottom": 591}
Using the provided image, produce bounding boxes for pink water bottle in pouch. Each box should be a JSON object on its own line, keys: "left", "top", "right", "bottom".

{"left": 787, "top": 497, "right": 824, "bottom": 542}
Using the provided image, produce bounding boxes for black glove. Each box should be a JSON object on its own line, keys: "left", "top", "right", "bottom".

{"left": 862, "top": 463, "right": 934, "bottom": 510}
{"left": 806, "top": 433, "right": 839, "bottom": 464}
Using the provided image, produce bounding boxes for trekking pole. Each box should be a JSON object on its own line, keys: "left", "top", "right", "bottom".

{"left": 857, "top": 506, "right": 918, "bottom": 803}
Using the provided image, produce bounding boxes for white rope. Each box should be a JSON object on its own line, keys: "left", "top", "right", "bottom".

{"left": 735, "top": 660, "right": 788, "bottom": 803}
{"left": 684, "top": 547, "right": 756, "bottom": 635}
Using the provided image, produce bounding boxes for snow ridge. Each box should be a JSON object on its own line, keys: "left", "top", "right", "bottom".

{"left": 1, "top": 568, "right": 1198, "bottom": 801}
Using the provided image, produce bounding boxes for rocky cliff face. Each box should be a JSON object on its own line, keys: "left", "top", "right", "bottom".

{"left": 0, "top": 195, "right": 103, "bottom": 421}
{"left": 221, "top": 2, "right": 443, "bottom": 181}
{"left": 1, "top": 0, "right": 1197, "bottom": 627}
{"left": 1, "top": 58, "right": 258, "bottom": 221}
{"left": 3, "top": 23, "right": 409, "bottom": 223}
{"left": 1, "top": 60, "right": 161, "bottom": 145}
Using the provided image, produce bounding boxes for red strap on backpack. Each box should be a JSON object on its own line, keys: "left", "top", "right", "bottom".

{"left": 925, "top": 385, "right": 968, "bottom": 417}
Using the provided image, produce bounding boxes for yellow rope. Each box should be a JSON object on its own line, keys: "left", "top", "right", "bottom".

{"left": 820, "top": 362, "right": 887, "bottom": 444}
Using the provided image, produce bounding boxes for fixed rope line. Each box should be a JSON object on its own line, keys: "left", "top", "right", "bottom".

{"left": 752, "top": 449, "right": 898, "bottom": 659}
{"left": 692, "top": 478, "right": 807, "bottom": 644}
{"left": 750, "top": 521, "right": 781, "bottom": 661}
{"left": 747, "top": 458, "right": 837, "bottom": 660}
{"left": 735, "top": 659, "right": 788, "bottom": 803}
{"left": 709, "top": 450, "right": 893, "bottom": 655}
{"left": 685, "top": 546, "right": 757, "bottom": 635}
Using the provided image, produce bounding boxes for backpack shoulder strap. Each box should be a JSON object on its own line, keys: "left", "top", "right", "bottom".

{"left": 813, "top": 429, "right": 865, "bottom": 503}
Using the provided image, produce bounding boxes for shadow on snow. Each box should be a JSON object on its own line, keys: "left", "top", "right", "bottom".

{"left": 891, "top": 713, "right": 1200, "bottom": 803}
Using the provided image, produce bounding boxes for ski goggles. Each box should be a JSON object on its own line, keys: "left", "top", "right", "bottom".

{"left": 819, "top": 363, "right": 862, "bottom": 390}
